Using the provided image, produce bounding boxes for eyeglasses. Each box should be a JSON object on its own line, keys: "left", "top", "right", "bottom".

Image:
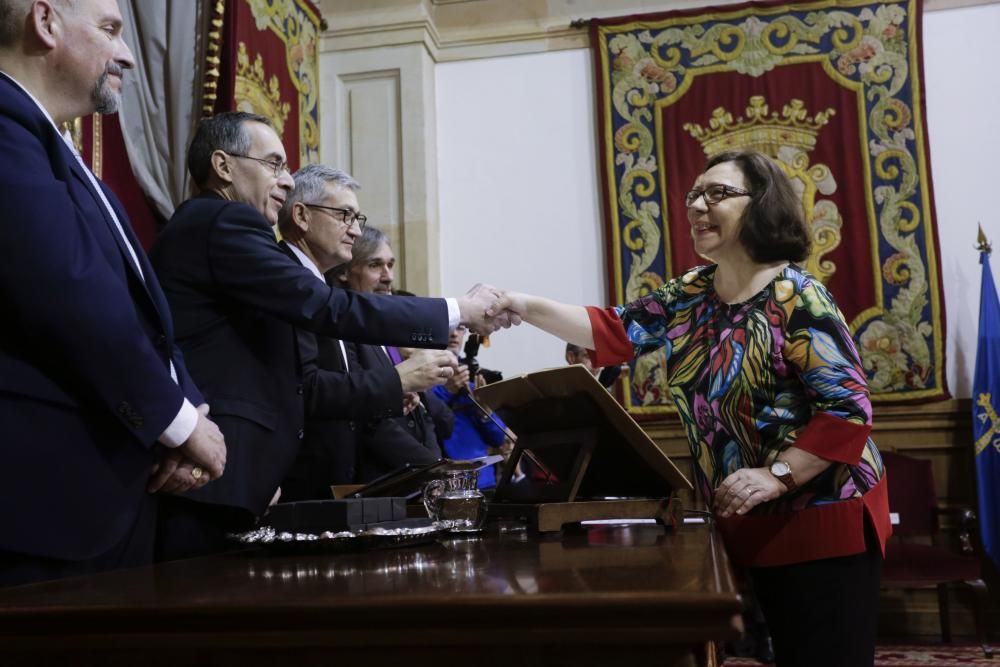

{"left": 225, "top": 152, "right": 289, "bottom": 177}
{"left": 684, "top": 184, "right": 751, "bottom": 208}
{"left": 304, "top": 204, "right": 368, "bottom": 232}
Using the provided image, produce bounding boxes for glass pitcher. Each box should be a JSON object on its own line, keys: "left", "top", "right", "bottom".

{"left": 422, "top": 469, "right": 486, "bottom": 532}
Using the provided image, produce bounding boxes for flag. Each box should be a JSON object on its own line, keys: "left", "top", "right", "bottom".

{"left": 973, "top": 247, "right": 1000, "bottom": 567}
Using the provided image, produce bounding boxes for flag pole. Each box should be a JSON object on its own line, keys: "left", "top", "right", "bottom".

{"left": 977, "top": 223, "right": 992, "bottom": 254}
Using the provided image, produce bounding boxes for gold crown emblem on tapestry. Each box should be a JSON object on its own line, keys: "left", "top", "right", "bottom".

{"left": 683, "top": 96, "right": 835, "bottom": 158}
{"left": 234, "top": 42, "right": 291, "bottom": 138}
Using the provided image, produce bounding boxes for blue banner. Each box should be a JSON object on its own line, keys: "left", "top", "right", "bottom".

{"left": 974, "top": 249, "right": 1000, "bottom": 567}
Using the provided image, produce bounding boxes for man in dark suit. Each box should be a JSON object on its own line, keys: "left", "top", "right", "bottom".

{"left": 333, "top": 227, "right": 453, "bottom": 483}
{"left": 0, "top": 0, "right": 226, "bottom": 586}
{"left": 151, "top": 112, "right": 510, "bottom": 557}
{"left": 275, "top": 164, "right": 455, "bottom": 499}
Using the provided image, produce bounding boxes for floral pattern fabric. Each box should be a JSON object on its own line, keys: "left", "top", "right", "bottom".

{"left": 615, "top": 264, "right": 884, "bottom": 512}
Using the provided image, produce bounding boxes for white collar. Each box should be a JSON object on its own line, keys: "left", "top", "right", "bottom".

{"left": 286, "top": 243, "right": 324, "bottom": 281}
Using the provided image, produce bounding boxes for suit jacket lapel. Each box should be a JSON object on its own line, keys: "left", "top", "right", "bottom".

{"left": 64, "top": 146, "right": 151, "bottom": 280}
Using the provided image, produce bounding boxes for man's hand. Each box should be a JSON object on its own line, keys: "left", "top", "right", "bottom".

{"left": 402, "top": 392, "right": 422, "bottom": 415}
{"left": 148, "top": 448, "right": 215, "bottom": 494}
{"left": 457, "top": 283, "right": 521, "bottom": 335}
{"left": 396, "top": 349, "right": 457, "bottom": 393}
{"left": 444, "top": 364, "right": 471, "bottom": 394}
{"left": 180, "top": 404, "right": 227, "bottom": 477}
{"left": 147, "top": 404, "right": 226, "bottom": 493}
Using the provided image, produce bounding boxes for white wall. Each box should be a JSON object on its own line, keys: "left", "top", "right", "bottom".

{"left": 436, "top": 49, "right": 604, "bottom": 377}
{"left": 436, "top": 4, "right": 1000, "bottom": 396}
{"left": 923, "top": 3, "right": 1000, "bottom": 397}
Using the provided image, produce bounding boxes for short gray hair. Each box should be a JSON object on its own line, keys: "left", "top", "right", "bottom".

{"left": 278, "top": 164, "right": 360, "bottom": 230}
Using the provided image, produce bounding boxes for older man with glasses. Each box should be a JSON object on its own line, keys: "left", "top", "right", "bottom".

{"left": 150, "top": 112, "right": 515, "bottom": 560}
{"left": 276, "top": 165, "right": 456, "bottom": 498}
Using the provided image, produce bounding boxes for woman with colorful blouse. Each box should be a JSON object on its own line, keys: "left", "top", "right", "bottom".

{"left": 500, "top": 150, "right": 890, "bottom": 667}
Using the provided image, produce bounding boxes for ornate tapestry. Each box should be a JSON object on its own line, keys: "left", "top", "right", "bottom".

{"left": 590, "top": 0, "right": 948, "bottom": 416}
{"left": 207, "top": 0, "right": 322, "bottom": 170}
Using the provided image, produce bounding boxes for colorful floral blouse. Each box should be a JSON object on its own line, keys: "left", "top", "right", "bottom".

{"left": 587, "top": 264, "right": 890, "bottom": 567}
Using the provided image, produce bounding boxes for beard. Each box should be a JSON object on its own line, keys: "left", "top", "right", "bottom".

{"left": 91, "top": 62, "right": 124, "bottom": 114}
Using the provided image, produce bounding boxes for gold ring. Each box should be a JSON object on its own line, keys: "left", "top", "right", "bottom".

{"left": 191, "top": 467, "right": 204, "bottom": 480}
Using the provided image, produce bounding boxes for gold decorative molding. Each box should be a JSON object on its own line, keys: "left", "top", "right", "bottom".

{"left": 201, "top": 0, "right": 225, "bottom": 116}
{"left": 319, "top": 0, "right": 1000, "bottom": 62}
{"left": 91, "top": 113, "right": 102, "bottom": 178}
{"left": 61, "top": 118, "right": 83, "bottom": 154}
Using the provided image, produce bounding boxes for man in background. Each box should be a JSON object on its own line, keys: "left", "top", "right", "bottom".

{"left": 333, "top": 226, "right": 453, "bottom": 483}
{"left": 0, "top": 0, "right": 225, "bottom": 585}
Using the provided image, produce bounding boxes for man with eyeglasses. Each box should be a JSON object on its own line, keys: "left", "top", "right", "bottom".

{"left": 150, "top": 112, "right": 513, "bottom": 559}
{"left": 0, "top": 0, "right": 226, "bottom": 586}
{"left": 277, "top": 165, "right": 457, "bottom": 498}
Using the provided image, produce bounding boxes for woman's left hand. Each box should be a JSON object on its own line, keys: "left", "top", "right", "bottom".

{"left": 714, "top": 467, "right": 786, "bottom": 518}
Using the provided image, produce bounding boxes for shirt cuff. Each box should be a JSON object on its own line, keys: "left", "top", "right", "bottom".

{"left": 158, "top": 398, "right": 198, "bottom": 448}
{"left": 585, "top": 306, "right": 634, "bottom": 367}
{"left": 792, "top": 412, "right": 872, "bottom": 464}
{"left": 446, "top": 297, "right": 460, "bottom": 330}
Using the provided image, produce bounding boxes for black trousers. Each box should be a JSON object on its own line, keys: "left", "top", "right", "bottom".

{"left": 0, "top": 492, "right": 157, "bottom": 588}
{"left": 155, "top": 495, "right": 253, "bottom": 562}
{"left": 749, "top": 523, "right": 882, "bottom": 667}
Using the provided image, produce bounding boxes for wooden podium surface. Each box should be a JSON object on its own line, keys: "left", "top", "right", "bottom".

{"left": 0, "top": 522, "right": 742, "bottom": 667}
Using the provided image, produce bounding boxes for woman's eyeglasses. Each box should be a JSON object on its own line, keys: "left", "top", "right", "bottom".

{"left": 684, "top": 184, "right": 751, "bottom": 208}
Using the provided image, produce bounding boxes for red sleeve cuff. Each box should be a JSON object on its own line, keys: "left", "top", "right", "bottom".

{"left": 585, "top": 306, "right": 633, "bottom": 368}
{"left": 793, "top": 412, "right": 872, "bottom": 464}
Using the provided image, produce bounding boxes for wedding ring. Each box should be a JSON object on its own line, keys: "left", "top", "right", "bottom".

{"left": 191, "top": 466, "right": 204, "bottom": 480}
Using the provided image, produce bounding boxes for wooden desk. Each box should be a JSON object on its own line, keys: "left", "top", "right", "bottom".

{"left": 0, "top": 522, "right": 742, "bottom": 666}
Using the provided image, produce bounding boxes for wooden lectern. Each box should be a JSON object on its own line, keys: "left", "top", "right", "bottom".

{"left": 476, "top": 365, "right": 692, "bottom": 532}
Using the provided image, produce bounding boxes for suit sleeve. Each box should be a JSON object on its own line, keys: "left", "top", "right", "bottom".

{"left": 299, "top": 333, "right": 403, "bottom": 421}
{"left": 0, "top": 120, "right": 187, "bottom": 446}
{"left": 207, "top": 205, "right": 450, "bottom": 348}
{"left": 423, "top": 390, "right": 455, "bottom": 441}
{"left": 362, "top": 416, "right": 442, "bottom": 469}
{"left": 171, "top": 346, "right": 205, "bottom": 407}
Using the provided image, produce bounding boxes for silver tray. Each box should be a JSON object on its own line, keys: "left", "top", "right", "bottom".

{"left": 229, "top": 523, "right": 450, "bottom": 555}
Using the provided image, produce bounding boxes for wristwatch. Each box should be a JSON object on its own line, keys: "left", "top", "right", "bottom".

{"left": 769, "top": 460, "right": 797, "bottom": 493}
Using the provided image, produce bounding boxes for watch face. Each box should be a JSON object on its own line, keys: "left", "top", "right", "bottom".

{"left": 771, "top": 461, "right": 790, "bottom": 476}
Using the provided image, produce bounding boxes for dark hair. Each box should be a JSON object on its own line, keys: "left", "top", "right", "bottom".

{"left": 566, "top": 343, "right": 586, "bottom": 355}
{"left": 704, "top": 150, "right": 810, "bottom": 263}
{"left": 187, "top": 111, "right": 272, "bottom": 188}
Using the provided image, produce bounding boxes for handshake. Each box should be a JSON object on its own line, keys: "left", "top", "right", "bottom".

{"left": 456, "top": 283, "right": 523, "bottom": 335}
